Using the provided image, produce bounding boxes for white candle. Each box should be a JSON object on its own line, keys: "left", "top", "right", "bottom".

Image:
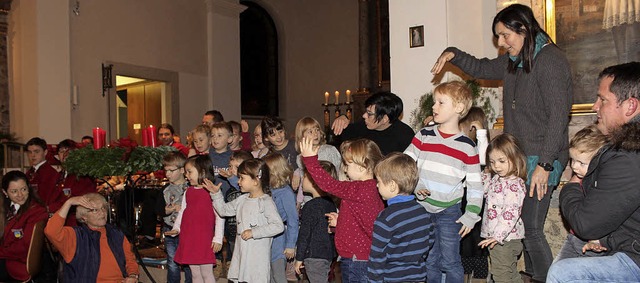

{"left": 324, "top": 92, "right": 329, "bottom": 105}
{"left": 334, "top": 91, "right": 340, "bottom": 104}
{"left": 346, "top": 89, "right": 351, "bottom": 102}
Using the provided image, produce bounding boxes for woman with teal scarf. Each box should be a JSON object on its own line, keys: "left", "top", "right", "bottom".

{"left": 432, "top": 4, "right": 572, "bottom": 282}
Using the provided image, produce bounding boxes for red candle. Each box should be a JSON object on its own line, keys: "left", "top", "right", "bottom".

{"left": 142, "top": 127, "right": 149, "bottom": 146}
{"left": 93, "top": 127, "right": 106, "bottom": 149}
{"left": 148, "top": 125, "right": 157, "bottom": 147}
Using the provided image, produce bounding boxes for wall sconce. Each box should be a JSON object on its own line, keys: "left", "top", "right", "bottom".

{"left": 102, "top": 63, "right": 113, "bottom": 97}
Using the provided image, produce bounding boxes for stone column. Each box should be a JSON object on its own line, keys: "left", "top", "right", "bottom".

{"left": 0, "top": 0, "right": 12, "bottom": 135}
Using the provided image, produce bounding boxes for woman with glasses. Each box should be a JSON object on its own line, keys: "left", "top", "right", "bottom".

{"left": 45, "top": 193, "right": 140, "bottom": 282}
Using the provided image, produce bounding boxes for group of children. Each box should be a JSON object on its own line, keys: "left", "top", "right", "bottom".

{"left": 152, "top": 79, "right": 608, "bottom": 283}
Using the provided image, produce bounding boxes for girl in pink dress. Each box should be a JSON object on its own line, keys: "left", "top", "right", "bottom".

{"left": 166, "top": 155, "right": 224, "bottom": 283}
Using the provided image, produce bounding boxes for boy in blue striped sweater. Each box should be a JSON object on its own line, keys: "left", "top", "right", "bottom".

{"left": 367, "top": 153, "right": 436, "bottom": 282}
{"left": 404, "top": 81, "right": 482, "bottom": 283}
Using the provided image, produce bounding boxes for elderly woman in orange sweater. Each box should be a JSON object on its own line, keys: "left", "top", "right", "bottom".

{"left": 45, "top": 193, "right": 139, "bottom": 282}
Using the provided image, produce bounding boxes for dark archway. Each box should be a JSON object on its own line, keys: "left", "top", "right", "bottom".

{"left": 239, "top": 1, "right": 278, "bottom": 117}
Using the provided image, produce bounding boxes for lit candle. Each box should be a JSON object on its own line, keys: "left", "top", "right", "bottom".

{"left": 324, "top": 91, "right": 329, "bottom": 105}
{"left": 334, "top": 91, "right": 340, "bottom": 104}
{"left": 346, "top": 89, "right": 351, "bottom": 103}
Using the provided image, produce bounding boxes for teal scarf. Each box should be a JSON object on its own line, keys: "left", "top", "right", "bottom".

{"left": 509, "top": 33, "right": 549, "bottom": 68}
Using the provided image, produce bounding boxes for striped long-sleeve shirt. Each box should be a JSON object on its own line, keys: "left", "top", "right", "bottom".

{"left": 404, "top": 125, "right": 483, "bottom": 228}
{"left": 367, "top": 195, "right": 435, "bottom": 283}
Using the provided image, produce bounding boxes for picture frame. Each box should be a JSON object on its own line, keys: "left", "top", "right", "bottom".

{"left": 409, "top": 25, "right": 424, "bottom": 48}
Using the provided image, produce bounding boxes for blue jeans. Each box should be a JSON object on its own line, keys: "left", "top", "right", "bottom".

{"left": 164, "top": 227, "right": 192, "bottom": 283}
{"left": 522, "top": 186, "right": 554, "bottom": 281}
{"left": 426, "top": 204, "right": 464, "bottom": 283}
{"left": 340, "top": 257, "right": 368, "bottom": 283}
{"left": 547, "top": 252, "right": 640, "bottom": 282}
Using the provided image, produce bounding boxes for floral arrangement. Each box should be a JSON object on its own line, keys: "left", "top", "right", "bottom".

{"left": 64, "top": 137, "right": 176, "bottom": 179}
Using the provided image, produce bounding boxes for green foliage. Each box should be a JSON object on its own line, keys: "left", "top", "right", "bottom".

{"left": 64, "top": 145, "right": 177, "bottom": 178}
{"left": 409, "top": 80, "right": 499, "bottom": 131}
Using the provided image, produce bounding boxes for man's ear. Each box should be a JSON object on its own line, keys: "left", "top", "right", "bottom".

{"left": 625, "top": 97, "right": 639, "bottom": 116}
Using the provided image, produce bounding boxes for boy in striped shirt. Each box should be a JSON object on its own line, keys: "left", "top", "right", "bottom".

{"left": 404, "top": 81, "right": 482, "bottom": 283}
{"left": 367, "top": 153, "right": 436, "bottom": 282}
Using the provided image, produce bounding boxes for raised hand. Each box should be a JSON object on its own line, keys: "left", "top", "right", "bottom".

{"left": 431, "top": 51, "right": 455, "bottom": 75}
{"left": 299, "top": 137, "right": 319, "bottom": 158}
{"left": 203, "top": 178, "right": 222, "bottom": 193}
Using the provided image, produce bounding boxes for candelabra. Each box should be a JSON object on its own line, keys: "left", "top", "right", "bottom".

{"left": 322, "top": 90, "right": 353, "bottom": 143}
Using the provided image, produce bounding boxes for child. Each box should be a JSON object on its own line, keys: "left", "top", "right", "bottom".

{"left": 555, "top": 125, "right": 607, "bottom": 262}
{"left": 209, "top": 122, "right": 234, "bottom": 197}
{"left": 403, "top": 81, "right": 483, "bottom": 283}
{"left": 300, "top": 137, "right": 384, "bottom": 283}
{"left": 207, "top": 158, "right": 285, "bottom": 283}
{"left": 478, "top": 133, "right": 527, "bottom": 283}
{"left": 263, "top": 153, "right": 299, "bottom": 283}
{"left": 367, "top": 153, "right": 436, "bottom": 282}
{"left": 165, "top": 155, "right": 225, "bottom": 282}
{"left": 458, "top": 107, "right": 490, "bottom": 281}
{"left": 252, "top": 124, "right": 270, "bottom": 158}
{"left": 218, "top": 150, "right": 253, "bottom": 263}
{"left": 294, "top": 117, "right": 342, "bottom": 208}
{"left": 155, "top": 152, "right": 192, "bottom": 283}
{"left": 294, "top": 161, "right": 338, "bottom": 283}
{"left": 294, "top": 117, "right": 342, "bottom": 171}
{"left": 228, "top": 120, "right": 253, "bottom": 152}
{"left": 262, "top": 116, "right": 298, "bottom": 170}
{"left": 188, "top": 124, "right": 212, "bottom": 157}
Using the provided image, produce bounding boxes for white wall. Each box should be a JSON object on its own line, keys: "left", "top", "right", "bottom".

{"left": 10, "top": 0, "right": 72, "bottom": 143}
{"left": 389, "top": 0, "right": 501, "bottom": 127}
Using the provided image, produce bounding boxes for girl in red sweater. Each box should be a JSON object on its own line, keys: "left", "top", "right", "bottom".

{"left": 300, "top": 137, "right": 384, "bottom": 283}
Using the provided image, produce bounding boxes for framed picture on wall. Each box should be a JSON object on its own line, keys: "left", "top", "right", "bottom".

{"left": 409, "top": 25, "right": 424, "bottom": 48}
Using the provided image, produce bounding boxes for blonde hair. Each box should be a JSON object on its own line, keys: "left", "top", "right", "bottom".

{"left": 434, "top": 81, "right": 473, "bottom": 118}
{"left": 294, "top": 117, "right": 326, "bottom": 152}
{"left": 340, "top": 139, "right": 383, "bottom": 174}
{"left": 570, "top": 124, "right": 607, "bottom": 158}
{"left": 193, "top": 124, "right": 212, "bottom": 137}
{"left": 486, "top": 133, "right": 527, "bottom": 180}
{"left": 263, "top": 152, "right": 293, "bottom": 188}
{"left": 374, "top": 153, "right": 418, "bottom": 195}
{"left": 76, "top": 193, "right": 108, "bottom": 223}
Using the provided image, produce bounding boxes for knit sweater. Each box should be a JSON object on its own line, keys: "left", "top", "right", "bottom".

{"left": 302, "top": 155, "right": 384, "bottom": 260}
{"left": 367, "top": 195, "right": 435, "bottom": 283}
{"left": 446, "top": 44, "right": 572, "bottom": 166}
{"left": 404, "top": 125, "right": 483, "bottom": 228}
{"left": 340, "top": 120, "right": 415, "bottom": 156}
{"left": 295, "top": 197, "right": 337, "bottom": 262}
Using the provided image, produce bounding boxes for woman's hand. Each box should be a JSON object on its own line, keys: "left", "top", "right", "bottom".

{"left": 529, "top": 166, "right": 550, "bottom": 201}
{"left": 331, "top": 115, "right": 350, "bottom": 136}
{"left": 203, "top": 178, "right": 222, "bottom": 194}
{"left": 212, "top": 242, "right": 223, "bottom": 253}
{"left": 284, "top": 248, "right": 296, "bottom": 260}
{"left": 299, "top": 137, "right": 319, "bottom": 158}
{"left": 294, "top": 260, "right": 304, "bottom": 275}
{"left": 431, "top": 51, "right": 455, "bottom": 74}
{"left": 241, "top": 229, "right": 253, "bottom": 240}
{"left": 478, "top": 238, "right": 499, "bottom": 249}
